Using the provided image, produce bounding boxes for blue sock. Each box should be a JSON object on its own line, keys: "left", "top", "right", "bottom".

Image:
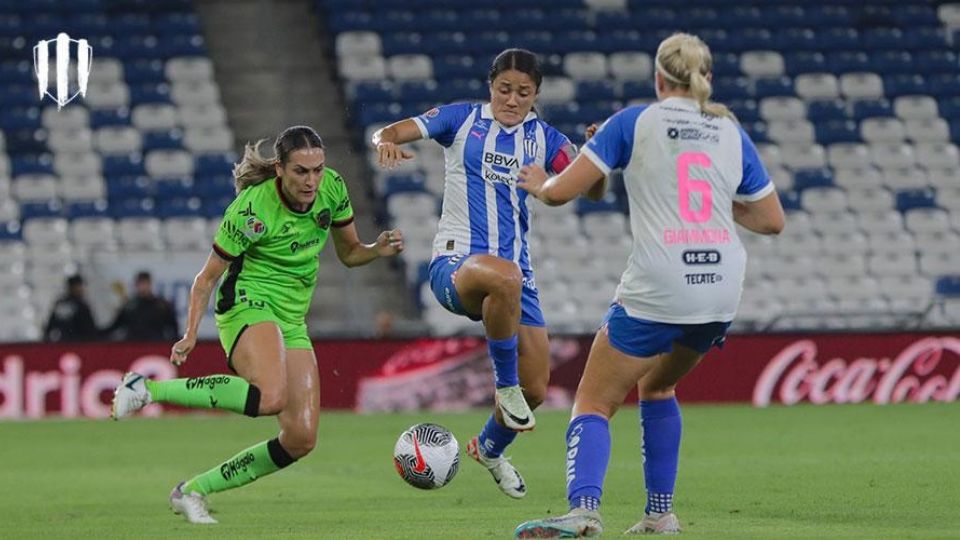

{"left": 477, "top": 414, "right": 517, "bottom": 458}
{"left": 566, "top": 414, "right": 610, "bottom": 511}
{"left": 640, "top": 397, "right": 682, "bottom": 514}
{"left": 487, "top": 334, "right": 519, "bottom": 388}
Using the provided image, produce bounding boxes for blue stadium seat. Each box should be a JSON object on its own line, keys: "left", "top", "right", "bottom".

{"left": 329, "top": 11, "right": 375, "bottom": 33}
{"left": 193, "top": 175, "right": 235, "bottom": 199}
{"left": 793, "top": 169, "right": 835, "bottom": 191}
{"left": 916, "top": 51, "right": 958, "bottom": 75}
{"left": 445, "top": 79, "right": 486, "bottom": 102}
{"left": 929, "top": 74, "right": 960, "bottom": 99}
{"left": 20, "top": 201, "right": 62, "bottom": 220}
{"left": 421, "top": 10, "right": 461, "bottom": 32}
{"left": 384, "top": 173, "right": 427, "bottom": 197}
{"left": 755, "top": 77, "right": 794, "bottom": 99}
{"left": 685, "top": 8, "right": 719, "bottom": 29}
{"left": 742, "top": 122, "right": 769, "bottom": 143}
{"left": 354, "top": 102, "right": 405, "bottom": 127}
{"left": 156, "top": 196, "right": 202, "bottom": 218}
{"left": 432, "top": 55, "right": 483, "bottom": 80}
{"left": 712, "top": 76, "right": 750, "bottom": 101}
{"left": 815, "top": 120, "right": 860, "bottom": 144}
{"left": 779, "top": 190, "right": 802, "bottom": 211}
{"left": 775, "top": 28, "right": 818, "bottom": 52}
{"left": 870, "top": 51, "right": 914, "bottom": 75}
{"left": 69, "top": 13, "right": 109, "bottom": 35}
{"left": 819, "top": 28, "right": 859, "bottom": 50}
{"left": 154, "top": 13, "right": 201, "bottom": 35}
{"left": 380, "top": 32, "right": 423, "bottom": 56}
{"left": 124, "top": 59, "right": 166, "bottom": 83}
{"left": 458, "top": 9, "right": 500, "bottom": 29}
{"left": 154, "top": 177, "right": 194, "bottom": 199}
{"left": 0, "top": 84, "right": 36, "bottom": 107}
{"left": 0, "top": 38, "right": 29, "bottom": 59}
{"left": 594, "top": 11, "right": 634, "bottom": 32}
{"left": 940, "top": 97, "right": 960, "bottom": 121}
{"left": 807, "top": 100, "right": 848, "bottom": 122}
{"left": 195, "top": 153, "right": 236, "bottom": 177}
{"left": 396, "top": 81, "right": 438, "bottom": 103}
{"left": 827, "top": 52, "right": 870, "bottom": 74}
{"left": 110, "top": 197, "right": 156, "bottom": 218}
{"left": 130, "top": 82, "right": 172, "bottom": 105}
{"left": 353, "top": 81, "right": 394, "bottom": 104}
{"left": 512, "top": 31, "right": 551, "bottom": 53}
{"left": 711, "top": 52, "right": 740, "bottom": 77}
{"left": 156, "top": 35, "right": 206, "bottom": 58}
{"left": 727, "top": 100, "right": 760, "bottom": 123}
{"left": 0, "top": 220, "right": 22, "bottom": 241}
{"left": 935, "top": 276, "right": 960, "bottom": 297}
{"left": 892, "top": 5, "right": 940, "bottom": 26}
{"left": 852, "top": 100, "right": 893, "bottom": 121}
{"left": 110, "top": 14, "right": 151, "bottom": 34}
{"left": 114, "top": 35, "right": 161, "bottom": 60}
{"left": 628, "top": 8, "right": 677, "bottom": 30}
{"left": 102, "top": 155, "right": 146, "bottom": 177}
{"left": 201, "top": 195, "right": 233, "bottom": 218}
{"left": 863, "top": 28, "right": 905, "bottom": 51}
{"left": 576, "top": 193, "right": 622, "bottom": 215}
{"left": 763, "top": 5, "right": 807, "bottom": 28}
{"left": 806, "top": 6, "right": 854, "bottom": 26}
{"left": 552, "top": 31, "right": 598, "bottom": 56}
{"left": 66, "top": 201, "right": 110, "bottom": 219}
{"left": 541, "top": 10, "right": 590, "bottom": 32}
{"left": 883, "top": 74, "right": 928, "bottom": 98}
{"left": 784, "top": 52, "right": 826, "bottom": 76}
{"left": 722, "top": 6, "right": 762, "bottom": 27}
{"left": 0, "top": 107, "right": 41, "bottom": 131}
{"left": 896, "top": 188, "right": 937, "bottom": 212}
{"left": 0, "top": 60, "right": 33, "bottom": 84}
{"left": 903, "top": 27, "right": 948, "bottom": 51}
{"left": 142, "top": 129, "right": 183, "bottom": 151}
{"left": 107, "top": 175, "right": 152, "bottom": 199}
{"left": 5, "top": 129, "right": 49, "bottom": 155}
{"left": 731, "top": 28, "right": 773, "bottom": 53}
{"left": 90, "top": 108, "right": 132, "bottom": 128}
{"left": 576, "top": 81, "right": 618, "bottom": 102}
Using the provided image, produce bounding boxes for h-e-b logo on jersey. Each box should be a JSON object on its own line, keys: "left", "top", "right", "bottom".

{"left": 316, "top": 208, "right": 332, "bottom": 230}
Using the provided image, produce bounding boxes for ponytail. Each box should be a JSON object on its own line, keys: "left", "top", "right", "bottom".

{"left": 232, "top": 126, "right": 325, "bottom": 194}
{"left": 656, "top": 33, "right": 734, "bottom": 120}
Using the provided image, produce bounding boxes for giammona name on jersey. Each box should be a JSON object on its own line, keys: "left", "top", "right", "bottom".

{"left": 663, "top": 227, "right": 732, "bottom": 245}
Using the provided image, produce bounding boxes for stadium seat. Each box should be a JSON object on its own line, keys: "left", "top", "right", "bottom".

{"left": 860, "top": 117, "right": 906, "bottom": 144}
{"left": 12, "top": 174, "right": 59, "bottom": 202}
{"left": 178, "top": 103, "right": 227, "bottom": 129}
{"left": 740, "top": 51, "right": 785, "bottom": 78}
{"left": 827, "top": 143, "right": 871, "bottom": 169}
{"left": 145, "top": 149, "right": 194, "bottom": 177}
{"left": 894, "top": 95, "right": 939, "bottom": 120}
{"left": 563, "top": 52, "right": 607, "bottom": 80}
{"left": 388, "top": 54, "right": 433, "bottom": 81}
{"left": 915, "top": 143, "right": 960, "bottom": 168}
{"left": 608, "top": 51, "right": 652, "bottom": 81}
{"left": 96, "top": 126, "right": 143, "bottom": 155}
{"left": 117, "top": 217, "right": 164, "bottom": 250}
{"left": 904, "top": 118, "right": 950, "bottom": 143}
{"left": 132, "top": 103, "right": 179, "bottom": 130}
{"left": 170, "top": 81, "right": 220, "bottom": 107}
{"left": 69, "top": 217, "right": 117, "bottom": 250}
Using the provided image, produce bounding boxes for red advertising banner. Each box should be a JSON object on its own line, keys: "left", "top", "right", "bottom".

{"left": 0, "top": 332, "right": 957, "bottom": 419}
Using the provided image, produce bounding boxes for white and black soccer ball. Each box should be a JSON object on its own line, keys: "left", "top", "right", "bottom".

{"left": 393, "top": 422, "right": 460, "bottom": 489}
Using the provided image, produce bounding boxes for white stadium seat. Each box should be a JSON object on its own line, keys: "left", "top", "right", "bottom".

{"left": 581, "top": 211, "right": 627, "bottom": 239}
{"left": 795, "top": 73, "right": 840, "bottom": 101}
{"left": 740, "top": 51, "right": 785, "bottom": 78}
{"left": 132, "top": 104, "right": 179, "bottom": 131}
{"left": 171, "top": 81, "right": 221, "bottom": 107}
{"left": 893, "top": 95, "right": 939, "bottom": 120}
{"left": 920, "top": 252, "right": 960, "bottom": 276}
{"left": 780, "top": 144, "right": 827, "bottom": 169}
{"left": 905, "top": 208, "right": 951, "bottom": 235}
{"left": 47, "top": 127, "right": 93, "bottom": 153}
{"left": 117, "top": 217, "right": 164, "bottom": 250}
{"left": 335, "top": 31, "right": 382, "bottom": 58}
{"left": 339, "top": 55, "right": 387, "bottom": 81}
{"left": 880, "top": 166, "right": 929, "bottom": 190}
{"left": 756, "top": 144, "right": 783, "bottom": 169}
{"left": 870, "top": 143, "right": 916, "bottom": 169}
{"left": 759, "top": 96, "right": 806, "bottom": 122}
{"left": 388, "top": 54, "right": 433, "bottom": 81}
{"left": 23, "top": 218, "right": 68, "bottom": 246}
{"left": 83, "top": 81, "right": 130, "bottom": 109}
{"left": 387, "top": 193, "right": 436, "bottom": 219}
{"left": 867, "top": 230, "right": 916, "bottom": 255}
{"left": 184, "top": 126, "right": 234, "bottom": 153}
{"left": 95, "top": 126, "right": 143, "bottom": 155}
{"left": 70, "top": 217, "right": 117, "bottom": 249}
{"left": 812, "top": 211, "right": 857, "bottom": 235}
{"left": 868, "top": 251, "right": 918, "bottom": 277}
{"left": 905, "top": 118, "right": 950, "bottom": 143}
{"left": 856, "top": 210, "right": 904, "bottom": 234}
{"left": 13, "top": 174, "right": 59, "bottom": 202}
{"left": 178, "top": 104, "right": 228, "bottom": 129}
{"left": 537, "top": 76, "right": 576, "bottom": 104}
{"left": 768, "top": 120, "right": 815, "bottom": 144}
{"left": 165, "top": 57, "right": 214, "bottom": 83}
{"left": 839, "top": 72, "right": 884, "bottom": 100}
{"left": 0, "top": 199, "right": 19, "bottom": 222}
{"left": 926, "top": 167, "right": 960, "bottom": 189}
{"left": 833, "top": 166, "right": 882, "bottom": 190}
{"left": 800, "top": 187, "right": 848, "bottom": 214}
{"left": 564, "top": 52, "right": 608, "bottom": 80}
{"left": 860, "top": 118, "right": 905, "bottom": 144}
{"left": 41, "top": 105, "right": 89, "bottom": 130}
{"left": 145, "top": 150, "right": 194, "bottom": 177}
{"left": 915, "top": 230, "right": 960, "bottom": 256}
{"left": 827, "top": 143, "right": 871, "bottom": 169}
{"left": 163, "top": 217, "right": 209, "bottom": 250}
{"left": 846, "top": 187, "right": 894, "bottom": 213}
{"left": 54, "top": 151, "right": 102, "bottom": 177}
{"left": 608, "top": 52, "right": 652, "bottom": 81}
{"left": 915, "top": 143, "right": 960, "bottom": 169}
{"left": 821, "top": 232, "right": 870, "bottom": 258}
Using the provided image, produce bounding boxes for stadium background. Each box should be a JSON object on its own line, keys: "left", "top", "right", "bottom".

{"left": 1, "top": 0, "right": 959, "bottom": 538}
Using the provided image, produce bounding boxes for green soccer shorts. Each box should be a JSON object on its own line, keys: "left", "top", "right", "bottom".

{"left": 215, "top": 303, "right": 312, "bottom": 370}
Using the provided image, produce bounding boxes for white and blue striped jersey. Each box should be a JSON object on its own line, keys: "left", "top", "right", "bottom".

{"left": 414, "top": 103, "right": 575, "bottom": 273}
{"left": 582, "top": 97, "right": 774, "bottom": 324}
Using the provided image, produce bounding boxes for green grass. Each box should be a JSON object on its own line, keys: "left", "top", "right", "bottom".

{"left": 1, "top": 403, "right": 958, "bottom": 539}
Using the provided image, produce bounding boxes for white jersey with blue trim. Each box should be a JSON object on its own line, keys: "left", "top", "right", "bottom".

{"left": 413, "top": 103, "right": 575, "bottom": 273}
{"left": 582, "top": 97, "right": 775, "bottom": 324}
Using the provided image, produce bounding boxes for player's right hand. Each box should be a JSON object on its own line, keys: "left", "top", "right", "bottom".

{"left": 377, "top": 142, "right": 416, "bottom": 170}
{"left": 170, "top": 335, "right": 197, "bottom": 366}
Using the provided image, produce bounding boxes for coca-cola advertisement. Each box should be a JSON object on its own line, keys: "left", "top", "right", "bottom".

{"left": 0, "top": 332, "right": 957, "bottom": 419}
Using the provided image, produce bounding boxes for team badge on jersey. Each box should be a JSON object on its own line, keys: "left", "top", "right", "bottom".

{"left": 243, "top": 216, "right": 266, "bottom": 240}
{"left": 523, "top": 138, "right": 539, "bottom": 158}
{"left": 316, "top": 208, "right": 332, "bottom": 230}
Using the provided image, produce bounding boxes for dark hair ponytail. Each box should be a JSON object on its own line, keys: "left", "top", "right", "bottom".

{"left": 233, "top": 126, "right": 324, "bottom": 193}
{"left": 489, "top": 48, "right": 543, "bottom": 91}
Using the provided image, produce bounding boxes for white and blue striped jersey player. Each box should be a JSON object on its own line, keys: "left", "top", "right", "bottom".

{"left": 581, "top": 97, "right": 774, "bottom": 357}
{"left": 416, "top": 102, "right": 577, "bottom": 327}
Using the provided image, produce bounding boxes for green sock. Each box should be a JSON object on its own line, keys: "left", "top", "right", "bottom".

{"left": 144, "top": 376, "right": 260, "bottom": 417}
{"left": 182, "top": 438, "right": 296, "bottom": 496}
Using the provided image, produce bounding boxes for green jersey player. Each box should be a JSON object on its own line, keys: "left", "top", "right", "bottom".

{"left": 110, "top": 126, "right": 404, "bottom": 524}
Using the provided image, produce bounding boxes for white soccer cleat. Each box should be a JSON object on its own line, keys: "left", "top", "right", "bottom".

{"left": 110, "top": 372, "right": 152, "bottom": 420}
{"left": 624, "top": 512, "right": 681, "bottom": 535}
{"left": 170, "top": 481, "right": 217, "bottom": 524}
{"left": 514, "top": 508, "right": 603, "bottom": 538}
{"left": 466, "top": 436, "right": 527, "bottom": 499}
{"left": 495, "top": 385, "right": 535, "bottom": 431}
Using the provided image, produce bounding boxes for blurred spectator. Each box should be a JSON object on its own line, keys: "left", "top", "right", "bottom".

{"left": 44, "top": 274, "right": 99, "bottom": 342}
{"left": 103, "top": 271, "right": 179, "bottom": 341}
{"left": 374, "top": 309, "right": 396, "bottom": 338}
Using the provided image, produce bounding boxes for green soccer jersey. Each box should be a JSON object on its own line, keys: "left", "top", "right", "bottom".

{"left": 212, "top": 168, "right": 354, "bottom": 322}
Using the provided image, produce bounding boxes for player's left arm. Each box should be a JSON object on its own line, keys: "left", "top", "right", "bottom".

{"left": 331, "top": 223, "right": 404, "bottom": 267}
{"left": 519, "top": 154, "right": 607, "bottom": 206}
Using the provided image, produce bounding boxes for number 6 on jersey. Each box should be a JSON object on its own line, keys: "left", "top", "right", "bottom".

{"left": 677, "top": 151, "right": 713, "bottom": 223}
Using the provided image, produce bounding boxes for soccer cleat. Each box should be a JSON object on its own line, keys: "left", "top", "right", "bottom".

{"left": 495, "top": 385, "right": 536, "bottom": 431}
{"left": 624, "top": 512, "right": 681, "bottom": 535}
{"left": 110, "top": 372, "right": 152, "bottom": 420}
{"left": 466, "top": 436, "right": 526, "bottom": 499}
{"left": 514, "top": 508, "right": 603, "bottom": 538}
{"left": 170, "top": 481, "right": 217, "bottom": 524}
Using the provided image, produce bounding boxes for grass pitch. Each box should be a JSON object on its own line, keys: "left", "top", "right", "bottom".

{"left": 1, "top": 403, "right": 957, "bottom": 539}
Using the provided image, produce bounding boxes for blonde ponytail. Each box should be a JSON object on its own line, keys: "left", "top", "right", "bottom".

{"left": 232, "top": 139, "right": 276, "bottom": 194}
{"left": 656, "top": 33, "right": 734, "bottom": 120}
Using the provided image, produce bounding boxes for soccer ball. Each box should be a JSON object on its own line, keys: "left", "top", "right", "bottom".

{"left": 393, "top": 422, "right": 460, "bottom": 489}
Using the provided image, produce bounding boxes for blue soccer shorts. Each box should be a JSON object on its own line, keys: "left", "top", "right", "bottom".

{"left": 428, "top": 254, "right": 545, "bottom": 327}
{"left": 601, "top": 303, "right": 731, "bottom": 358}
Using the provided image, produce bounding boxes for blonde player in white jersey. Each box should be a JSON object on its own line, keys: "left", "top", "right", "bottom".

{"left": 374, "top": 49, "right": 596, "bottom": 500}
{"left": 513, "top": 33, "right": 785, "bottom": 538}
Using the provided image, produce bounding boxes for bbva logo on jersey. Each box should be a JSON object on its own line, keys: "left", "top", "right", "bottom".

{"left": 33, "top": 33, "right": 93, "bottom": 110}
{"left": 483, "top": 151, "right": 519, "bottom": 168}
